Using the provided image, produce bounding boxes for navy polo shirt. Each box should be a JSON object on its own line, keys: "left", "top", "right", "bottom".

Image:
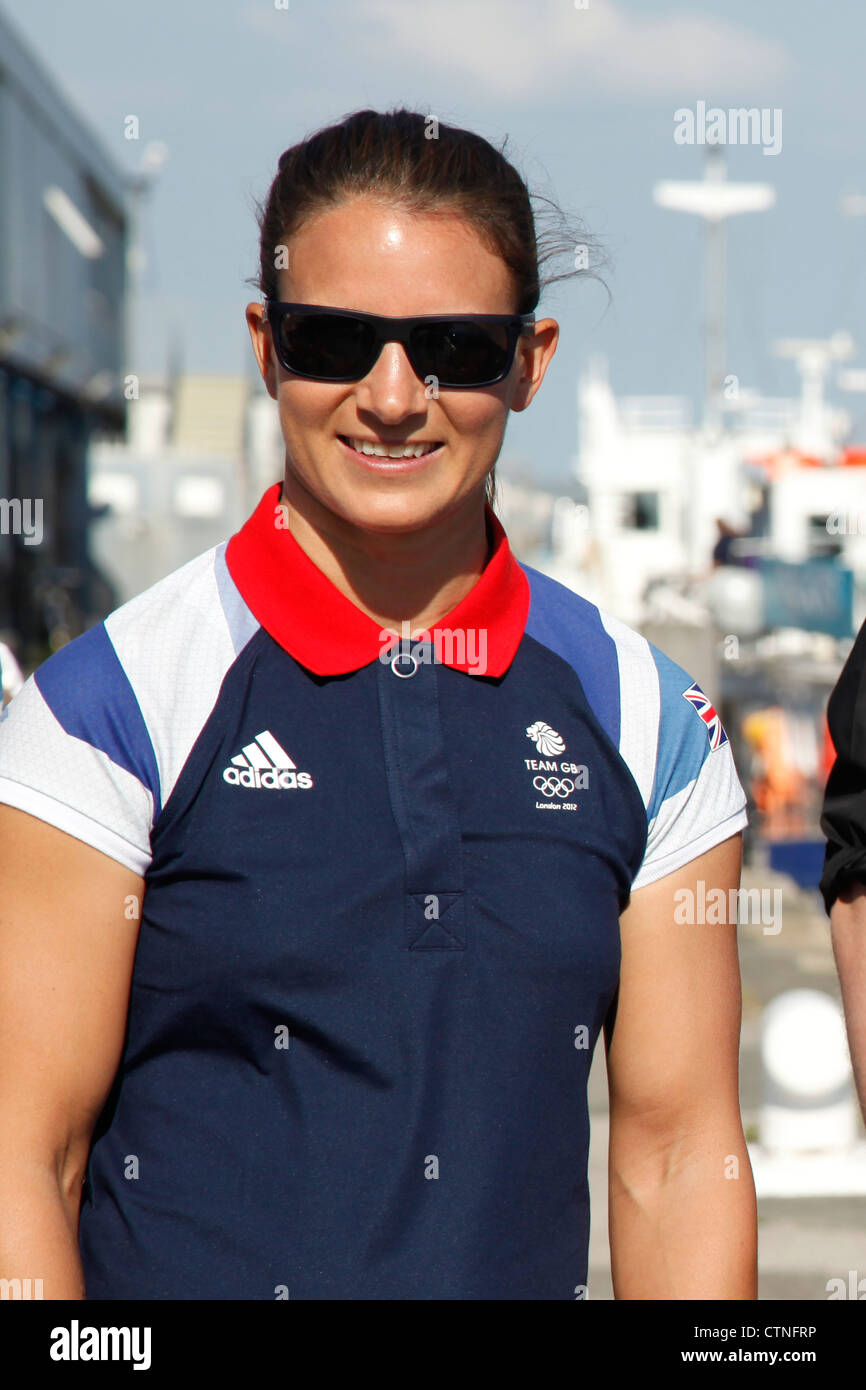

{"left": 0, "top": 482, "right": 747, "bottom": 1299}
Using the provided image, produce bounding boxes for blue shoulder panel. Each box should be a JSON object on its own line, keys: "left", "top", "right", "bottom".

{"left": 34, "top": 622, "right": 162, "bottom": 814}
{"left": 646, "top": 641, "right": 713, "bottom": 821}
{"left": 520, "top": 563, "right": 621, "bottom": 751}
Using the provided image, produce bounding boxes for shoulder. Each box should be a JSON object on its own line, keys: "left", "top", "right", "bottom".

{"left": 518, "top": 562, "right": 747, "bottom": 889}
{"left": 38, "top": 538, "right": 256, "bottom": 693}
{"left": 0, "top": 540, "right": 261, "bottom": 833}
{"left": 520, "top": 559, "right": 707, "bottom": 769}
{"left": 827, "top": 617, "right": 866, "bottom": 753}
{"left": 105, "top": 537, "right": 257, "bottom": 657}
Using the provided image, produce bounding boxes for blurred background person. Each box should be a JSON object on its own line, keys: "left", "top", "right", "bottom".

{"left": 820, "top": 616, "right": 866, "bottom": 1122}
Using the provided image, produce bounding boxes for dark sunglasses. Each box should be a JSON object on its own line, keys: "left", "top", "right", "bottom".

{"left": 264, "top": 300, "right": 536, "bottom": 389}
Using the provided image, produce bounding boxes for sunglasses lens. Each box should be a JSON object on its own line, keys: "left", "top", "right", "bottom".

{"left": 271, "top": 309, "right": 515, "bottom": 386}
{"left": 275, "top": 312, "right": 375, "bottom": 379}
{"left": 411, "top": 321, "right": 511, "bottom": 386}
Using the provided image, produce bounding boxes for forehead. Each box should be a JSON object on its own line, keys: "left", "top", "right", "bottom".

{"left": 276, "top": 197, "right": 518, "bottom": 315}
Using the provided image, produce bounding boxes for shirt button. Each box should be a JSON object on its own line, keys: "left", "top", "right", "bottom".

{"left": 390, "top": 650, "right": 419, "bottom": 678}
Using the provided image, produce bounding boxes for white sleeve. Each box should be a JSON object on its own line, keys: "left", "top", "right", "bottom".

{"left": 630, "top": 642, "right": 748, "bottom": 891}
{"left": 0, "top": 625, "right": 157, "bottom": 876}
{"left": 0, "top": 542, "right": 261, "bottom": 876}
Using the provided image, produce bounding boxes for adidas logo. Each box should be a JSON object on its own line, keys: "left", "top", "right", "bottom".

{"left": 222, "top": 730, "right": 313, "bottom": 790}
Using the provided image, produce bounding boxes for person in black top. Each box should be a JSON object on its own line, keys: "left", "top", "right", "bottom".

{"left": 820, "top": 616, "right": 866, "bottom": 1120}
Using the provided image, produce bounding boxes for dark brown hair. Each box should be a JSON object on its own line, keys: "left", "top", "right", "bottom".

{"left": 248, "top": 108, "right": 605, "bottom": 506}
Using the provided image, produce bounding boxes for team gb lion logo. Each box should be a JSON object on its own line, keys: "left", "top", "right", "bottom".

{"left": 525, "top": 721, "right": 566, "bottom": 756}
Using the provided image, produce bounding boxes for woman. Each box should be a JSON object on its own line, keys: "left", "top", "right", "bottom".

{"left": 821, "top": 615, "right": 866, "bottom": 1124}
{"left": 0, "top": 109, "right": 756, "bottom": 1300}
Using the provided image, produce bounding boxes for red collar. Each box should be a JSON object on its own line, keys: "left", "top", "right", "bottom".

{"left": 224, "top": 482, "right": 529, "bottom": 676}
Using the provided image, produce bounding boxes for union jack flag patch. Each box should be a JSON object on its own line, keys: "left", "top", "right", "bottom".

{"left": 682, "top": 681, "right": 728, "bottom": 751}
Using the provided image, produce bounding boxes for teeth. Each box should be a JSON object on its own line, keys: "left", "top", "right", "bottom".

{"left": 347, "top": 437, "right": 439, "bottom": 459}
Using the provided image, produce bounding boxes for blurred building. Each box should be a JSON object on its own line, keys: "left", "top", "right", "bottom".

{"left": 559, "top": 350, "right": 865, "bottom": 634}
{"left": 0, "top": 9, "right": 128, "bottom": 664}
{"left": 88, "top": 376, "right": 282, "bottom": 602}
{"left": 508, "top": 339, "right": 866, "bottom": 878}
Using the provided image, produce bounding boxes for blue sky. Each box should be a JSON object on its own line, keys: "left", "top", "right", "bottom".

{"left": 3, "top": 0, "right": 865, "bottom": 487}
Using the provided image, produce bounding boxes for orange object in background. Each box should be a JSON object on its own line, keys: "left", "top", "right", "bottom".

{"left": 746, "top": 444, "right": 866, "bottom": 474}
{"left": 742, "top": 706, "right": 809, "bottom": 838}
{"left": 747, "top": 449, "right": 825, "bottom": 479}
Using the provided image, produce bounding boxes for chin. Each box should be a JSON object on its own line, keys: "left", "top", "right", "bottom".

{"left": 341, "top": 496, "right": 446, "bottom": 535}
{"left": 323, "top": 479, "right": 473, "bottom": 535}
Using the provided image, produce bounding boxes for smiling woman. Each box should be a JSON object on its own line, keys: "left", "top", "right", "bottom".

{"left": 247, "top": 109, "right": 599, "bottom": 517}
{"left": 0, "top": 107, "right": 755, "bottom": 1301}
{"left": 244, "top": 190, "right": 556, "bottom": 623}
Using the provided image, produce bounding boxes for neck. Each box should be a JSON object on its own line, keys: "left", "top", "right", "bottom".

{"left": 278, "top": 473, "right": 492, "bottom": 632}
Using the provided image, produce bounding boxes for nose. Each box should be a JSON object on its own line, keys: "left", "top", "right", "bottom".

{"left": 353, "top": 338, "right": 430, "bottom": 424}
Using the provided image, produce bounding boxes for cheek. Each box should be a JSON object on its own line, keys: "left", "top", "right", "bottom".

{"left": 449, "top": 396, "right": 507, "bottom": 445}
{"left": 277, "top": 384, "right": 337, "bottom": 440}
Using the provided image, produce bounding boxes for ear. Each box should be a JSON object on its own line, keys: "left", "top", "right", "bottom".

{"left": 509, "top": 318, "right": 559, "bottom": 413}
{"left": 245, "top": 302, "right": 279, "bottom": 401}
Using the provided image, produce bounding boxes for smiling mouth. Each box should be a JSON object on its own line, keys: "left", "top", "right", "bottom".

{"left": 338, "top": 435, "right": 444, "bottom": 459}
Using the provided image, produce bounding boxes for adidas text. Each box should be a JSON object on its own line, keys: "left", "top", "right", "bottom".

{"left": 223, "top": 767, "right": 313, "bottom": 789}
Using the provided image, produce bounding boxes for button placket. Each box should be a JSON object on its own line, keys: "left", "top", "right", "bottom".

{"left": 377, "top": 645, "right": 467, "bottom": 950}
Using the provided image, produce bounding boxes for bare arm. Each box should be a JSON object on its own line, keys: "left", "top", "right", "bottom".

{"left": 830, "top": 879, "right": 866, "bottom": 1124}
{"left": 0, "top": 805, "right": 144, "bottom": 1299}
{"left": 606, "top": 832, "right": 757, "bottom": 1299}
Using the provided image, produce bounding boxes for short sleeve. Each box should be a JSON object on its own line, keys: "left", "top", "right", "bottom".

{"left": 0, "top": 623, "right": 158, "bottom": 875}
{"left": 819, "top": 618, "right": 866, "bottom": 914}
{"left": 630, "top": 644, "right": 748, "bottom": 891}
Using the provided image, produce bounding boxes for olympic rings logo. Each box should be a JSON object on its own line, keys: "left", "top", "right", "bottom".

{"left": 532, "top": 776, "right": 575, "bottom": 798}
